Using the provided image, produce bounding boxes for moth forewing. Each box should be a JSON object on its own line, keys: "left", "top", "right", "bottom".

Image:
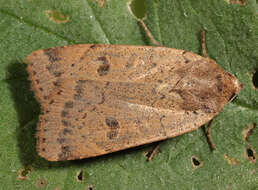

{"left": 26, "top": 44, "right": 243, "bottom": 161}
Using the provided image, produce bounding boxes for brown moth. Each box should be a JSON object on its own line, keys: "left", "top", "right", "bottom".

{"left": 25, "top": 44, "right": 243, "bottom": 161}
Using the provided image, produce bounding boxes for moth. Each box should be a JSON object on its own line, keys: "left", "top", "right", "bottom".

{"left": 26, "top": 44, "right": 243, "bottom": 161}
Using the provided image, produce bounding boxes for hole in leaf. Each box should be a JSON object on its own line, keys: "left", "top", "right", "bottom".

{"left": 17, "top": 166, "right": 33, "bottom": 180}
{"left": 76, "top": 169, "right": 84, "bottom": 182}
{"left": 191, "top": 156, "right": 203, "bottom": 168}
{"left": 192, "top": 157, "right": 200, "bottom": 166}
{"left": 128, "top": 0, "right": 146, "bottom": 19}
{"left": 35, "top": 178, "right": 47, "bottom": 188}
{"left": 87, "top": 185, "right": 94, "bottom": 190}
{"left": 245, "top": 147, "right": 256, "bottom": 163}
{"left": 252, "top": 70, "right": 258, "bottom": 89}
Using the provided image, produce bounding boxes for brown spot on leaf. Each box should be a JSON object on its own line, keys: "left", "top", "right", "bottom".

{"left": 35, "top": 178, "right": 47, "bottom": 188}
{"left": 224, "top": 154, "right": 240, "bottom": 165}
{"left": 17, "top": 166, "right": 33, "bottom": 180}
{"left": 45, "top": 10, "right": 70, "bottom": 24}
{"left": 242, "top": 123, "right": 256, "bottom": 141}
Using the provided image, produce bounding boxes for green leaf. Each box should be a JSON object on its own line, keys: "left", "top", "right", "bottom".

{"left": 0, "top": 0, "right": 257, "bottom": 189}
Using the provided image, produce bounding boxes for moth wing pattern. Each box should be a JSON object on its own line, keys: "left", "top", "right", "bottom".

{"left": 26, "top": 44, "right": 203, "bottom": 104}
{"left": 30, "top": 45, "right": 242, "bottom": 161}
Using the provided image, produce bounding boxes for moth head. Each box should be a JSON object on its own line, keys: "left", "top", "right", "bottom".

{"left": 223, "top": 71, "right": 243, "bottom": 102}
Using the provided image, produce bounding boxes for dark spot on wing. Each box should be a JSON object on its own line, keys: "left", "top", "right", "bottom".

{"left": 90, "top": 44, "right": 96, "bottom": 48}
{"left": 81, "top": 135, "right": 86, "bottom": 139}
{"left": 57, "top": 137, "right": 65, "bottom": 144}
{"left": 97, "top": 64, "right": 110, "bottom": 76}
{"left": 58, "top": 145, "right": 71, "bottom": 160}
{"left": 107, "top": 131, "right": 118, "bottom": 139}
{"left": 45, "top": 62, "right": 63, "bottom": 77}
{"left": 53, "top": 71, "right": 62, "bottom": 77}
{"left": 216, "top": 74, "right": 223, "bottom": 92}
{"left": 44, "top": 48, "right": 61, "bottom": 63}
{"left": 63, "top": 128, "right": 73, "bottom": 135}
{"left": 97, "top": 56, "right": 110, "bottom": 76}
{"left": 62, "top": 120, "right": 71, "bottom": 127}
{"left": 57, "top": 90, "right": 63, "bottom": 95}
{"left": 201, "top": 105, "right": 213, "bottom": 113}
{"left": 61, "top": 110, "right": 69, "bottom": 117}
{"left": 65, "top": 101, "right": 74, "bottom": 108}
{"left": 53, "top": 81, "right": 59, "bottom": 86}
{"left": 74, "top": 85, "right": 83, "bottom": 100}
{"left": 193, "top": 111, "right": 198, "bottom": 115}
{"left": 105, "top": 117, "right": 119, "bottom": 129}
{"left": 82, "top": 113, "right": 87, "bottom": 119}
{"left": 74, "top": 80, "right": 87, "bottom": 100}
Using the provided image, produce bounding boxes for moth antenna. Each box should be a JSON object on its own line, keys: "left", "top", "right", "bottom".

{"left": 201, "top": 29, "right": 208, "bottom": 58}
{"left": 139, "top": 20, "right": 162, "bottom": 47}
